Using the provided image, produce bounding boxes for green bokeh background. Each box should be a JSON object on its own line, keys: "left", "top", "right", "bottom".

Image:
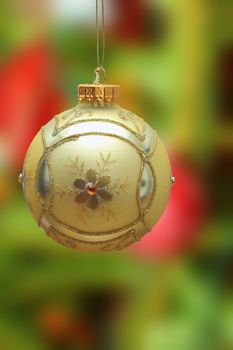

{"left": 0, "top": 1, "right": 232, "bottom": 349}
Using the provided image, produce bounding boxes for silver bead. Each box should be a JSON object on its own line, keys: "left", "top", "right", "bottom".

{"left": 171, "top": 176, "right": 176, "bottom": 185}
{"left": 18, "top": 172, "right": 24, "bottom": 184}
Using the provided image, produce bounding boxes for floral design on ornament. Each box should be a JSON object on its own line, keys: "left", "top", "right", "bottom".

{"left": 55, "top": 152, "right": 130, "bottom": 223}
{"left": 74, "top": 169, "right": 112, "bottom": 209}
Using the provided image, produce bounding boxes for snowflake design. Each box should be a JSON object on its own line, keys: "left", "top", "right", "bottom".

{"left": 55, "top": 153, "right": 130, "bottom": 222}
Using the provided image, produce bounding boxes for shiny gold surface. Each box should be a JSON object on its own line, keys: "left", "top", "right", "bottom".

{"left": 78, "top": 84, "right": 120, "bottom": 104}
{"left": 22, "top": 102, "right": 171, "bottom": 252}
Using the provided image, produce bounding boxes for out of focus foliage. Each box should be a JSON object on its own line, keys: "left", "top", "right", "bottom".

{"left": 0, "top": 0, "right": 232, "bottom": 349}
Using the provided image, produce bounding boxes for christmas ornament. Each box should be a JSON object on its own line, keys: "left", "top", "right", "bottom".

{"left": 19, "top": 0, "right": 174, "bottom": 252}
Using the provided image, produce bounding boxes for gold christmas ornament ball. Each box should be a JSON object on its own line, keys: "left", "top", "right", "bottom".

{"left": 20, "top": 84, "right": 172, "bottom": 252}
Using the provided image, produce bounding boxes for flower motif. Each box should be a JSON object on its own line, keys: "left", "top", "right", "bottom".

{"left": 73, "top": 169, "right": 112, "bottom": 209}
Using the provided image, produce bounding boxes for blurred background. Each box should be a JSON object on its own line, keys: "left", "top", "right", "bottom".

{"left": 0, "top": 0, "right": 232, "bottom": 349}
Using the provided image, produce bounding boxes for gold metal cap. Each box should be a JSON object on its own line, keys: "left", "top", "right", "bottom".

{"left": 78, "top": 84, "right": 120, "bottom": 104}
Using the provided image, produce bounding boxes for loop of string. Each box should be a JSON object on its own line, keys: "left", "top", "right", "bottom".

{"left": 94, "top": 0, "right": 106, "bottom": 84}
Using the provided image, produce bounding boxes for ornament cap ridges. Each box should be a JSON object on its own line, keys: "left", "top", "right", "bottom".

{"left": 78, "top": 84, "right": 120, "bottom": 105}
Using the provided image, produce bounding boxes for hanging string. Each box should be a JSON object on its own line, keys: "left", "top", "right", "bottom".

{"left": 94, "top": 0, "right": 106, "bottom": 84}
